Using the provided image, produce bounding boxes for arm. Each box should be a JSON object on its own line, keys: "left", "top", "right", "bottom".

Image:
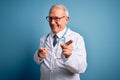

{"left": 63, "top": 36, "right": 87, "bottom": 74}
{"left": 34, "top": 50, "right": 44, "bottom": 64}
{"left": 34, "top": 36, "right": 47, "bottom": 64}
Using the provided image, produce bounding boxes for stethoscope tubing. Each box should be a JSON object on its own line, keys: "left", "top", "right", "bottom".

{"left": 44, "top": 27, "right": 69, "bottom": 47}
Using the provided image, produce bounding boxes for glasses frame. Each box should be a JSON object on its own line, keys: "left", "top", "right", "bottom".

{"left": 46, "top": 16, "right": 66, "bottom": 22}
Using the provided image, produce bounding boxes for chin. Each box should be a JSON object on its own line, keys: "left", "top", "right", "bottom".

{"left": 52, "top": 29, "right": 58, "bottom": 34}
{"left": 52, "top": 31, "right": 57, "bottom": 34}
{"left": 50, "top": 26, "right": 59, "bottom": 34}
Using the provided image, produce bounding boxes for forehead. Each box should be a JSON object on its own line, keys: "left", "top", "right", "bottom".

{"left": 49, "top": 7, "right": 65, "bottom": 17}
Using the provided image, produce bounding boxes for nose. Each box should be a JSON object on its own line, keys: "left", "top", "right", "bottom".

{"left": 49, "top": 19, "right": 56, "bottom": 24}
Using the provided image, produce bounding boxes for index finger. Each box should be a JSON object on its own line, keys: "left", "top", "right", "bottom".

{"left": 65, "top": 40, "right": 73, "bottom": 45}
{"left": 38, "top": 48, "right": 44, "bottom": 52}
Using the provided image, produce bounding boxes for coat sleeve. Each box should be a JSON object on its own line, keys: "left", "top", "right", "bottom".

{"left": 33, "top": 36, "right": 46, "bottom": 64}
{"left": 63, "top": 35, "right": 87, "bottom": 74}
{"left": 34, "top": 50, "right": 44, "bottom": 64}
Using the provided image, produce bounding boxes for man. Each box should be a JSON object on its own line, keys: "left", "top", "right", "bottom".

{"left": 34, "top": 4, "right": 87, "bottom": 80}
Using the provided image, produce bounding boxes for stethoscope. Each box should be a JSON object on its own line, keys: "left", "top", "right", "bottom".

{"left": 43, "top": 27, "right": 69, "bottom": 48}
{"left": 43, "top": 27, "right": 69, "bottom": 72}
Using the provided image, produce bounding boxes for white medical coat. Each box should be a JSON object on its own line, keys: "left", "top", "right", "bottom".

{"left": 34, "top": 28, "right": 87, "bottom": 80}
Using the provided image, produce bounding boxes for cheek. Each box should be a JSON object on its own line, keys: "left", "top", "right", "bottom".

{"left": 59, "top": 22, "right": 66, "bottom": 27}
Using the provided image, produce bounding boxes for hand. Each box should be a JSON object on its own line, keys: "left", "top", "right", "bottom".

{"left": 60, "top": 40, "right": 73, "bottom": 58}
{"left": 38, "top": 48, "right": 48, "bottom": 59}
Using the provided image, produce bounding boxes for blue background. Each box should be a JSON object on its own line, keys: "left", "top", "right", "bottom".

{"left": 0, "top": 0, "right": 120, "bottom": 80}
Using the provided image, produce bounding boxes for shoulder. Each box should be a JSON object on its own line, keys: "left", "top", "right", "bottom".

{"left": 67, "top": 28, "right": 85, "bottom": 47}
{"left": 40, "top": 33, "right": 50, "bottom": 41}
{"left": 67, "top": 28, "right": 83, "bottom": 39}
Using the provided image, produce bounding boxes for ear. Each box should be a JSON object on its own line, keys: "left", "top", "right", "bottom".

{"left": 66, "top": 16, "right": 69, "bottom": 21}
{"left": 65, "top": 16, "right": 69, "bottom": 23}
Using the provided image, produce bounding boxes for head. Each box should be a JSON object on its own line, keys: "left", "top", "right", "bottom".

{"left": 46, "top": 4, "right": 69, "bottom": 34}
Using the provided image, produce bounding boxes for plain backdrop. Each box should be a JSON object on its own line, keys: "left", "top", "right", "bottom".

{"left": 0, "top": 0, "right": 120, "bottom": 80}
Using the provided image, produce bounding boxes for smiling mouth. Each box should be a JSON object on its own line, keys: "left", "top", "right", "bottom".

{"left": 50, "top": 24, "right": 57, "bottom": 28}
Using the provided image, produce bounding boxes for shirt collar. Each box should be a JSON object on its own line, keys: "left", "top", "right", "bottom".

{"left": 51, "top": 27, "right": 67, "bottom": 38}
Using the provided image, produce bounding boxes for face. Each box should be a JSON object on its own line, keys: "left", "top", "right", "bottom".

{"left": 48, "top": 7, "right": 69, "bottom": 34}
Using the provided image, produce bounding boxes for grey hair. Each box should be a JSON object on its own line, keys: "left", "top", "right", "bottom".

{"left": 49, "top": 4, "right": 69, "bottom": 17}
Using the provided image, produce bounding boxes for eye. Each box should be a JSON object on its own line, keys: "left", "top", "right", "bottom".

{"left": 54, "top": 17, "right": 60, "bottom": 20}
{"left": 46, "top": 16, "right": 65, "bottom": 22}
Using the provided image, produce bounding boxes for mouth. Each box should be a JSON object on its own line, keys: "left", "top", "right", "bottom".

{"left": 50, "top": 25, "right": 59, "bottom": 33}
{"left": 50, "top": 24, "right": 58, "bottom": 29}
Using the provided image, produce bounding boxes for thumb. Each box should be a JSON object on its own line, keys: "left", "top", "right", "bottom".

{"left": 60, "top": 44, "right": 65, "bottom": 49}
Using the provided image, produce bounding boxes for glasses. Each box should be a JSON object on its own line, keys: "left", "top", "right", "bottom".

{"left": 46, "top": 16, "right": 65, "bottom": 22}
